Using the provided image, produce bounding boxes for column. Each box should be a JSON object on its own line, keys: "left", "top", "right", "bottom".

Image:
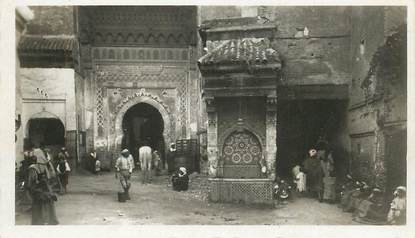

{"left": 266, "top": 96, "right": 277, "bottom": 180}
{"left": 206, "top": 97, "right": 218, "bottom": 177}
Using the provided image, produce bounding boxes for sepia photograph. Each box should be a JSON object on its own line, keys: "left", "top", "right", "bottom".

{"left": 5, "top": 1, "right": 411, "bottom": 231}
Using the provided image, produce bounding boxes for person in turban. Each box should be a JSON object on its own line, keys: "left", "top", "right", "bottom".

{"left": 115, "top": 149, "right": 134, "bottom": 200}
{"left": 303, "top": 149, "right": 324, "bottom": 202}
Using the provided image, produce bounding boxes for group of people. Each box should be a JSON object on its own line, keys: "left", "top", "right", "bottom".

{"left": 114, "top": 141, "right": 189, "bottom": 201}
{"left": 18, "top": 144, "right": 71, "bottom": 225}
{"left": 287, "top": 142, "right": 406, "bottom": 225}
{"left": 340, "top": 175, "right": 406, "bottom": 224}
{"left": 291, "top": 147, "right": 336, "bottom": 203}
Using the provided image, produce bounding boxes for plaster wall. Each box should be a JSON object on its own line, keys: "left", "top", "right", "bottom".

{"left": 201, "top": 6, "right": 352, "bottom": 86}
{"left": 20, "top": 68, "right": 76, "bottom": 137}
{"left": 26, "top": 6, "right": 74, "bottom": 35}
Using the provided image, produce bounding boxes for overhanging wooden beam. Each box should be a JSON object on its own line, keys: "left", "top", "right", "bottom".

{"left": 278, "top": 84, "right": 349, "bottom": 100}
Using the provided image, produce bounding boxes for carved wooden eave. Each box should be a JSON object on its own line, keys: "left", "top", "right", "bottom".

{"left": 199, "top": 63, "right": 281, "bottom": 75}
{"left": 199, "top": 16, "right": 278, "bottom": 42}
{"left": 79, "top": 6, "right": 198, "bottom": 47}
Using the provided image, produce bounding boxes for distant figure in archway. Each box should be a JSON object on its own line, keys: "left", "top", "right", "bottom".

{"left": 139, "top": 140, "right": 152, "bottom": 184}
{"left": 152, "top": 149, "right": 162, "bottom": 176}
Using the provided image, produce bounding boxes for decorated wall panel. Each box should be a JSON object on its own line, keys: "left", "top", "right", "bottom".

{"left": 83, "top": 6, "right": 197, "bottom": 47}
{"left": 216, "top": 97, "right": 266, "bottom": 146}
{"left": 222, "top": 130, "right": 263, "bottom": 178}
{"left": 93, "top": 62, "right": 188, "bottom": 138}
{"left": 92, "top": 47, "right": 189, "bottom": 62}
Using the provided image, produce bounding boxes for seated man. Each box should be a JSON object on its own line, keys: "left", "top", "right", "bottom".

{"left": 354, "top": 188, "right": 388, "bottom": 224}
{"left": 172, "top": 167, "right": 189, "bottom": 191}
{"left": 387, "top": 186, "right": 406, "bottom": 225}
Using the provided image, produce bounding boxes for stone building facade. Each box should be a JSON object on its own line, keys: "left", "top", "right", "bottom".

{"left": 74, "top": 6, "right": 200, "bottom": 169}
{"left": 347, "top": 7, "right": 407, "bottom": 197}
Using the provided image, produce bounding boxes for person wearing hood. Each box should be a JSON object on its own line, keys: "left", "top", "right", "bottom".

{"left": 167, "top": 143, "right": 176, "bottom": 174}
{"left": 27, "top": 144, "right": 59, "bottom": 225}
{"left": 387, "top": 186, "right": 406, "bottom": 225}
{"left": 89, "top": 150, "right": 100, "bottom": 174}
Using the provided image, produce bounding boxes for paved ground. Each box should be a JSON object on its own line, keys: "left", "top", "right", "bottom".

{"left": 15, "top": 170, "right": 358, "bottom": 225}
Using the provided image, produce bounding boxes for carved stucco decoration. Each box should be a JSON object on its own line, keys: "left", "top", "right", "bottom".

{"left": 114, "top": 89, "right": 171, "bottom": 115}
{"left": 94, "top": 64, "right": 188, "bottom": 137}
{"left": 217, "top": 122, "right": 265, "bottom": 160}
{"left": 112, "top": 89, "right": 174, "bottom": 154}
{"left": 84, "top": 6, "right": 197, "bottom": 46}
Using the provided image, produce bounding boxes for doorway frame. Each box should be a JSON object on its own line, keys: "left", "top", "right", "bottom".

{"left": 113, "top": 95, "right": 173, "bottom": 160}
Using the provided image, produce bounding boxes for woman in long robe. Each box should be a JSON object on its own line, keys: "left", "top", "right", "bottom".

{"left": 27, "top": 158, "right": 59, "bottom": 225}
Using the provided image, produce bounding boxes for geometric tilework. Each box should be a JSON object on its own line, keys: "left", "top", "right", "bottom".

{"left": 96, "top": 87, "right": 104, "bottom": 135}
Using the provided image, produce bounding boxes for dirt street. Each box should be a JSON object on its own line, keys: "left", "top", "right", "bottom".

{"left": 15, "top": 171, "right": 358, "bottom": 225}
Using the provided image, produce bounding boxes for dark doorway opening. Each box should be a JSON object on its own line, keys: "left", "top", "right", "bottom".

{"left": 122, "top": 103, "right": 165, "bottom": 167}
{"left": 276, "top": 100, "right": 348, "bottom": 180}
{"left": 26, "top": 118, "right": 65, "bottom": 156}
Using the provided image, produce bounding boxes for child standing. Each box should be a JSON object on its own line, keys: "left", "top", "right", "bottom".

{"left": 56, "top": 150, "right": 71, "bottom": 193}
{"left": 292, "top": 165, "right": 306, "bottom": 194}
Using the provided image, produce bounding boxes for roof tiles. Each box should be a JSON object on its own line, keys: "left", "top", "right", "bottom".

{"left": 198, "top": 38, "right": 280, "bottom": 66}
{"left": 18, "top": 35, "right": 74, "bottom": 52}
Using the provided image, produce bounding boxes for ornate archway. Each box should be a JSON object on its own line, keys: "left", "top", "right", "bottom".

{"left": 113, "top": 93, "right": 173, "bottom": 157}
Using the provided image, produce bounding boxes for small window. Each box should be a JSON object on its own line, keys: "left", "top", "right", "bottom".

{"left": 93, "top": 49, "right": 100, "bottom": 59}
{"left": 181, "top": 50, "right": 188, "bottom": 60}
{"left": 167, "top": 50, "right": 173, "bottom": 60}
{"left": 360, "top": 40, "right": 365, "bottom": 55}
{"left": 108, "top": 49, "right": 115, "bottom": 59}
{"left": 153, "top": 50, "right": 159, "bottom": 60}
{"left": 160, "top": 49, "right": 166, "bottom": 60}
{"left": 102, "top": 49, "right": 107, "bottom": 59}
{"left": 123, "top": 49, "right": 130, "bottom": 59}
{"left": 138, "top": 50, "right": 145, "bottom": 59}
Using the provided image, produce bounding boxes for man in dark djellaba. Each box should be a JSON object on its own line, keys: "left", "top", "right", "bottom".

{"left": 303, "top": 148, "right": 324, "bottom": 202}
{"left": 27, "top": 144, "right": 59, "bottom": 225}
